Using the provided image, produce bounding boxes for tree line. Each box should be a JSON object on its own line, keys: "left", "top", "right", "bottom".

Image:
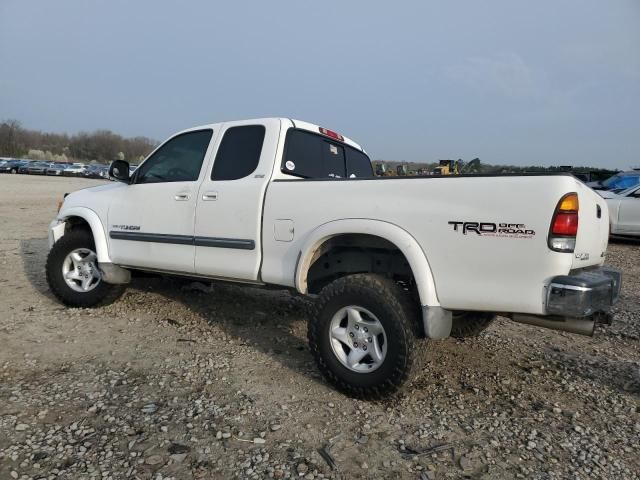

{"left": 0, "top": 120, "right": 157, "bottom": 164}
{"left": 1, "top": 119, "right": 618, "bottom": 173}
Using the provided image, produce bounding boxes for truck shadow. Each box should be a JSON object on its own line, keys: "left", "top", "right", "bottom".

{"left": 540, "top": 344, "right": 640, "bottom": 396}
{"left": 19, "top": 237, "right": 323, "bottom": 384}
{"left": 19, "top": 238, "right": 638, "bottom": 396}
{"left": 134, "top": 276, "right": 325, "bottom": 385}
{"left": 20, "top": 238, "right": 57, "bottom": 301}
{"left": 610, "top": 236, "right": 640, "bottom": 246}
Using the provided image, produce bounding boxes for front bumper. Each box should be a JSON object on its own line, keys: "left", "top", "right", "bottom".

{"left": 48, "top": 219, "right": 65, "bottom": 249}
{"left": 546, "top": 267, "right": 621, "bottom": 318}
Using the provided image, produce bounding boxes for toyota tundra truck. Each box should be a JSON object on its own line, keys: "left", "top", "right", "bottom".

{"left": 46, "top": 118, "right": 621, "bottom": 398}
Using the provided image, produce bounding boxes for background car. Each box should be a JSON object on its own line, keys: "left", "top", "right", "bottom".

{"left": 27, "top": 161, "right": 53, "bottom": 175}
{"left": 84, "top": 164, "right": 109, "bottom": 178}
{"left": 606, "top": 184, "right": 640, "bottom": 237}
{"left": 45, "top": 163, "right": 70, "bottom": 176}
{"left": 18, "top": 161, "right": 35, "bottom": 174}
{"left": 590, "top": 169, "right": 640, "bottom": 194}
{"left": 64, "top": 163, "right": 88, "bottom": 176}
{"left": 0, "top": 159, "right": 29, "bottom": 173}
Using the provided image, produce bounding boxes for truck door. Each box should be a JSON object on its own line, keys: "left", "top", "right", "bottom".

{"left": 194, "top": 119, "right": 280, "bottom": 280}
{"left": 107, "top": 129, "right": 215, "bottom": 273}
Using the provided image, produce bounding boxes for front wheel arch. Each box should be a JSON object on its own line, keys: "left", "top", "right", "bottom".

{"left": 46, "top": 229, "right": 125, "bottom": 308}
{"left": 55, "top": 207, "right": 111, "bottom": 264}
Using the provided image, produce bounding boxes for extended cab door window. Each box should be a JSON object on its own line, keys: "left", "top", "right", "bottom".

{"left": 211, "top": 126, "right": 266, "bottom": 180}
{"left": 134, "top": 129, "right": 213, "bottom": 184}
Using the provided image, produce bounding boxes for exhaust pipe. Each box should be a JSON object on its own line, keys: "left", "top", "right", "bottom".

{"left": 510, "top": 314, "right": 595, "bottom": 336}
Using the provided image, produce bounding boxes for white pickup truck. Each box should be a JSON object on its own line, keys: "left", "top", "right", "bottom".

{"left": 47, "top": 118, "right": 621, "bottom": 398}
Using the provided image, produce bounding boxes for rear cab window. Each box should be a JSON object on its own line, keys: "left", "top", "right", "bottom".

{"left": 282, "top": 129, "right": 373, "bottom": 179}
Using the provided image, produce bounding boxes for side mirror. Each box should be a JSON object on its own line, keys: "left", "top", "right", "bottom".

{"left": 109, "top": 160, "right": 130, "bottom": 182}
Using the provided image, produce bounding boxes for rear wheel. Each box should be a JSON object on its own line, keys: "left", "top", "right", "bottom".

{"left": 308, "top": 274, "right": 419, "bottom": 399}
{"left": 450, "top": 311, "right": 496, "bottom": 338}
{"left": 46, "top": 230, "right": 125, "bottom": 308}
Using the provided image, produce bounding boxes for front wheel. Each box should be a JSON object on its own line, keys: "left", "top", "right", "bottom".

{"left": 46, "top": 230, "right": 125, "bottom": 308}
{"left": 308, "top": 274, "right": 419, "bottom": 399}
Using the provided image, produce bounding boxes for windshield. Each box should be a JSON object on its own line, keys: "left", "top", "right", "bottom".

{"left": 602, "top": 173, "right": 640, "bottom": 191}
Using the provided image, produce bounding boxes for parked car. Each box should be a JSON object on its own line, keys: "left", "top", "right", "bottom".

{"left": 27, "top": 161, "right": 54, "bottom": 175}
{"left": 0, "top": 159, "right": 29, "bottom": 174}
{"left": 83, "top": 165, "right": 109, "bottom": 179}
{"left": 46, "top": 163, "right": 70, "bottom": 176}
{"left": 16, "top": 160, "right": 36, "bottom": 173}
{"left": 605, "top": 185, "right": 640, "bottom": 238}
{"left": 64, "top": 164, "right": 88, "bottom": 176}
{"left": 46, "top": 118, "right": 620, "bottom": 398}
{"left": 83, "top": 165, "right": 101, "bottom": 178}
{"left": 589, "top": 170, "right": 640, "bottom": 194}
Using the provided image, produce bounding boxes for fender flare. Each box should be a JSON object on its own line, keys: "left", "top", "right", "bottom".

{"left": 55, "top": 206, "right": 111, "bottom": 263}
{"left": 295, "top": 219, "right": 440, "bottom": 307}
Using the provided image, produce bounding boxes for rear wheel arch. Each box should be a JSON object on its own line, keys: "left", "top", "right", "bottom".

{"left": 296, "top": 220, "right": 439, "bottom": 307}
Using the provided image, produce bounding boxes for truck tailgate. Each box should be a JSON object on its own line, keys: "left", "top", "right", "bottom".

{"left": 572, "top": 182, "right": 609, "bottom": 270}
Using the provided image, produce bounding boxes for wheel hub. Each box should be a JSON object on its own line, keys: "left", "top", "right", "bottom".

{"left": 61, "top": 247, "right": 102, "bottom": 293}
{"left": 329, "top": 305, "right": 387, "bottom": 373}
{"left": 350, "top": 325, "right": 371, "bottom": 349}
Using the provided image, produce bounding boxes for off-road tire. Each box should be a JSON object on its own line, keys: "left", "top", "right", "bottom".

{"left": 46, "top": 230, "right": 126, "bottom": 308}
{"left": 308, "top": 274, "right": 420, "bottom": 399}
{"left": 450, "top": 311, "right": 496, "bottom": 338}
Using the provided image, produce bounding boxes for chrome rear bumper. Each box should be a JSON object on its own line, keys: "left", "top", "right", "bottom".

{"left": 546, "top": 267, "right": 621, "bottom": 318}
{"left": 509, "top": 267, "right": 621, "bottom": 337}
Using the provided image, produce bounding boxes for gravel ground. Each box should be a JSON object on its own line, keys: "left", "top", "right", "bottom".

{"left": 0, "top": 175, "right": 638, "bottom": 480}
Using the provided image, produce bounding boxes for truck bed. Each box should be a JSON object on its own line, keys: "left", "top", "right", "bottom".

{"left": 261, "top": 174, "right": 609, "bottom": 315}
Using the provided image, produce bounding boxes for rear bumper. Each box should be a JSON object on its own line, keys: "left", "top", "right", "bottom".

{"left": 509, "top": 267, "right": 621, "bottom": 337}
{"left": 546, "top": 267, "right": 621, "bottom": 318}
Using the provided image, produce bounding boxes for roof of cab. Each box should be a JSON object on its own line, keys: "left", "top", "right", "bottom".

{"left": 177, "top": 118, "right": 365, "bottom": 153}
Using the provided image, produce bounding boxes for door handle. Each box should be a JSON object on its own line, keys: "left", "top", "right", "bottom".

{"left": 174, "top": 193, "right": 190, "bottom": 201}
{"left": 202, "top": 192, "right": 218, "bottom": 201}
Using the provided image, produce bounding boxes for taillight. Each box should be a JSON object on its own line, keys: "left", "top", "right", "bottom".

{"left": 319, "top": 127, "right": 344, "bottom": 142}
{"left": 549, "top": 193, "right": 579, "bottom": 252}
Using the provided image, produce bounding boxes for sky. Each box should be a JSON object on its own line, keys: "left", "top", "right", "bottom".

{"left": 1, "top": 0, "right": 639, "bottom": 169}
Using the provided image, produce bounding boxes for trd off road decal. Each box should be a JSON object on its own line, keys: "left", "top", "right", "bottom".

{"left": 448, "top": 221, "right": 535, "bottom": 239}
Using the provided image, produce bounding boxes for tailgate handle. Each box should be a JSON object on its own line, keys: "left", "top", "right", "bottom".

{"left": 596, "top": 205, "right": 602, "bottom": 219}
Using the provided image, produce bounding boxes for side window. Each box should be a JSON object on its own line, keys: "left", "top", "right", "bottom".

{"left": 135, "top": 129, "right": 212, "bottom": 184}
{"left": 283, "top": 129, "right": 346, "bottom": 178}
{"left": 346, "top": 148, "right": 374, "bottom": 178}
{"left": 212, "top": 125, "right": 265, "bottom": 180}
